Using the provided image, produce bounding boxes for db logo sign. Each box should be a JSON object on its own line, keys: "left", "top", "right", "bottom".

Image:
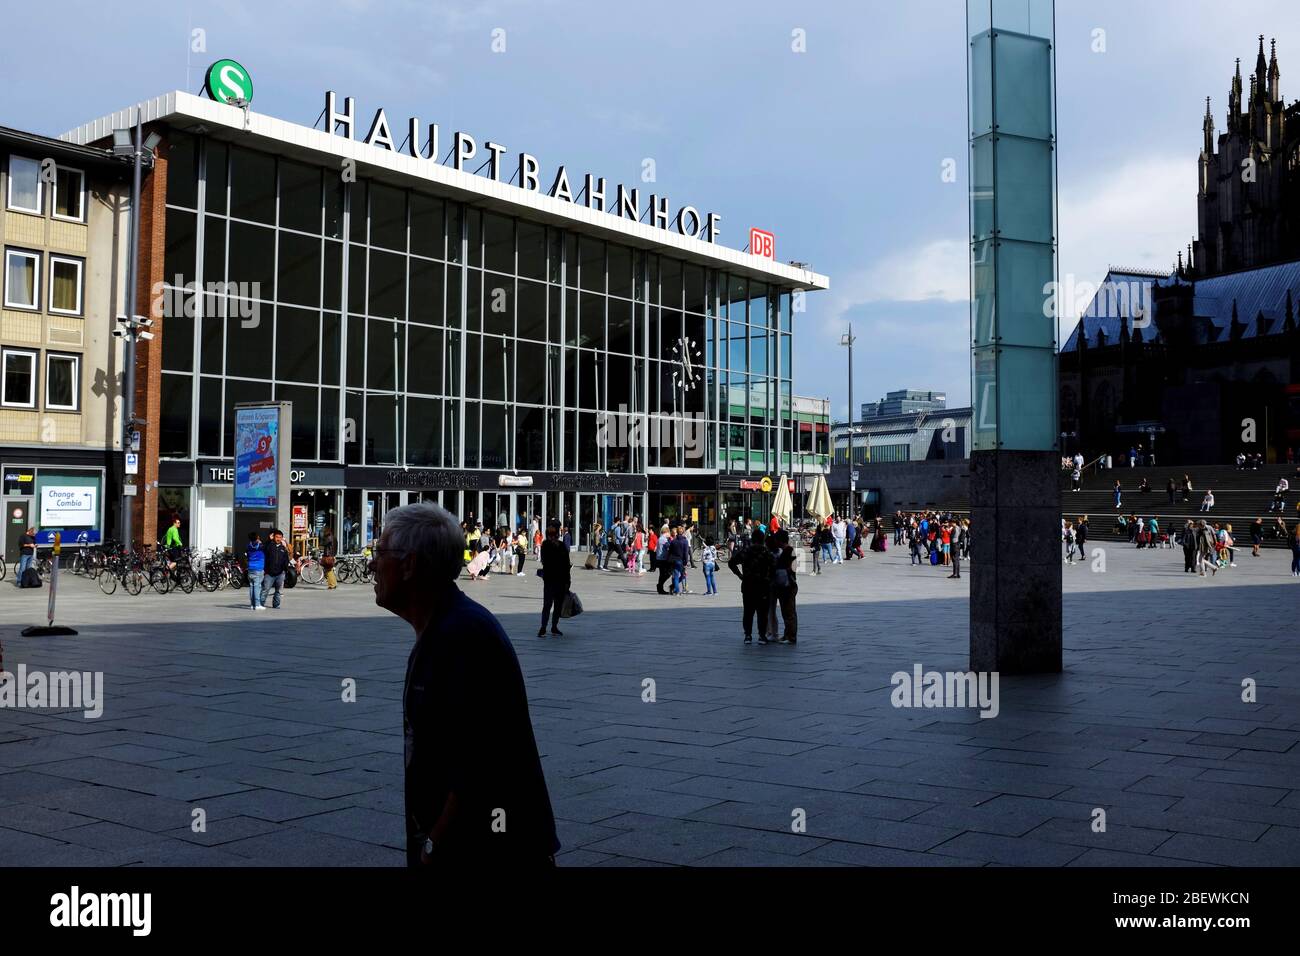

{"left": 749, "top": 228, "right": 774, "bottom": 259}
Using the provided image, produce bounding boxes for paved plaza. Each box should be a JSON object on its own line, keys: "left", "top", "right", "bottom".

{"left": 1, "top": 543, "right": 1298, "bottom": 867}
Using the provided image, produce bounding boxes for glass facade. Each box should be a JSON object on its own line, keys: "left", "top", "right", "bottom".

{"left": 967, "top": 0, "right": 1059, "bottom": 451}
{"left": 158, "top": 132, "right": 797, "bottom": 477}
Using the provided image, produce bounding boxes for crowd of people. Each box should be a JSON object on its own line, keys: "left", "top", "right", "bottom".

{"left": 895, "top": 512, "right": 970, "bottom": 579}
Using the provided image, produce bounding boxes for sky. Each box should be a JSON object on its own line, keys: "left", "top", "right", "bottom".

{"left": 2, "top": 0, "right": 1296, "bottom": 421}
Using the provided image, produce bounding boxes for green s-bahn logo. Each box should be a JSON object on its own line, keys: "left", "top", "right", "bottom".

{"left": 205, "top": 59, "right": 253, "bottom": 105}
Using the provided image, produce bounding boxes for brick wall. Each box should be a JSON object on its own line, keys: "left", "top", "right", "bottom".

{"left": 129, "top": 132, "right": 168, "bottom": 548}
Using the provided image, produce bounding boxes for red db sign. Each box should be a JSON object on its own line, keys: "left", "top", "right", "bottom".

{"left": 749, "top": 228, "right": 774, "bottom": 259}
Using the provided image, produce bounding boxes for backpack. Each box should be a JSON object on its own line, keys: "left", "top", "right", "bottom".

{"left": 20, "top": 566, "right": 42, "bottom": 588}
{"left": 930, "top": 549, "right": 940, "bottom": 565}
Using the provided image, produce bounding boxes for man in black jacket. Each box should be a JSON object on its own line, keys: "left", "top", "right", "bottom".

{"left": 729, "top": 528, "right": 774, "bottom": 644}
{"left": 260, "top": 529, "right": 294, "bottom": 608}
{"left": 538, "top": 520, "right": 571, "bottom": 637}
{"left": 375, "top": 502, "right": 559, "bottom": 867}
{"left": 668, "top": 524, "right": 690, "bottom": 594}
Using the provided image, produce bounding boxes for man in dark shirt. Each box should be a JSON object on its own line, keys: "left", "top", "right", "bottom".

{"left": 729, "top": 528, "right": 774, "bottom": 644}
{"left": 668, "top": 524, "right": 690, "bottom": 595}
{"left": 15, "top": 527, "right": 37, "bottom": 586}
{"left": 373, "top": 502, "right": 559, "bottom": 867}
{"left": 260, "top": 529, "right": 294, "bottom": 609}
{"left": 538, "top": 520, "right": 571, "bottom": 638}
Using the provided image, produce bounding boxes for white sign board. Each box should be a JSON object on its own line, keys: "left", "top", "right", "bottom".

{"left": 125, "top": 453, "right": 139, "bottom": 475}
{"left": 41, "top": 487, "right": 97, "bottom": 526}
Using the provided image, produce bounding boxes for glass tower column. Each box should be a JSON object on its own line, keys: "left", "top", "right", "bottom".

{"left": 967, "top": 0, "right": 1062, "bottom": 673}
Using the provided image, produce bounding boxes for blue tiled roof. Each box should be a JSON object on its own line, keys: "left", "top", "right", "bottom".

{"left": 1062, "top": 259, "right": 1300, "bottom": 351}
{"left": 1061, "top": 270, "right": 1169, "bottom": 351}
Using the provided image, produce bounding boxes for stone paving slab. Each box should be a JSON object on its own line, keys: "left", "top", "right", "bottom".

{"left": 2, "top": 544, "right": 1297, "bottom": 866}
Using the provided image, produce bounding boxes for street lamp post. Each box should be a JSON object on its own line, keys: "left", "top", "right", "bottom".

{"left": 840, "top": 325, "right": 856, "bottom": 516}
{"left": 111, "top": 107, "right": 161, "bottom": 548}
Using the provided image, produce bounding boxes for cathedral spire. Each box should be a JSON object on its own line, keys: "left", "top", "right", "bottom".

{"left": 1269, "top": 38, "right": 1280, "bottom": 101}
{"left": 1230, "top": 58, "right": 1243, "bottom": 131}
{"left": 1256, "top": 35, "right": 1268, "bottom": 94}
{"left": 1203, "top": 95, "right": 1215, "bottom": 154}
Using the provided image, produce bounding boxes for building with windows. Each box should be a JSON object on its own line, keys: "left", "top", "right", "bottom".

{"left": 61, "top": 87, "right": 828, "bottom": 550}
{"left": 859, "top": 388, "right": 947, "bottom": 421}
{"left": 1, "top": 126, "right": 128, "bottom": 561}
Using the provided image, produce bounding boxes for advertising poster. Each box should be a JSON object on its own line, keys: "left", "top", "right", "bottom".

{"left": 234, "top": 406, "right": 280, "bottom": 509}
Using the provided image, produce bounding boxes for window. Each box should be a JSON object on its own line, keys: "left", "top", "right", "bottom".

{"left": 4, "top": 248, "right": 39, "bottom": 309}
{"left": 6, "top": 156, "right": 42, "bottom": 213}
{"left": 48, "top": 256, "right": 83, "bottom": 314}
{"left": 53, "top": 166, "right": 85, "bottom": 222}
{"left": 1, "top": 348, "right": 36, "bottom": 407}
{"left": 46, "top": 353, "right": 79, "bottom": 410}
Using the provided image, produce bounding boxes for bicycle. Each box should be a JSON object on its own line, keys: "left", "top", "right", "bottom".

{"left": 98, "top": 549, "right": 146, "bottom": 596}
{"left": 298, "top": 549, "right": 325, "bottom": 586}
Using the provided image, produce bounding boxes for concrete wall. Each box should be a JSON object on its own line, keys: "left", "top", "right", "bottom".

{"left": 829, "top": 458, "right": 970, "bottom": 515}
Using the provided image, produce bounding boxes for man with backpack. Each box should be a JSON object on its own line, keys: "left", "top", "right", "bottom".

{"left": 15, "top": 526, "right": 38, "bottom": 588}
{"left": 603, "top": 516, "right": 627, "bottom": 571}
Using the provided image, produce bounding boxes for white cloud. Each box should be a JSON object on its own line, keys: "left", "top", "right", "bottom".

{"left": 1058, "top": 153, "right": 1192, "bottom": 290}
{"left": 828, "top": 239, "right": 970, "bottom": 319}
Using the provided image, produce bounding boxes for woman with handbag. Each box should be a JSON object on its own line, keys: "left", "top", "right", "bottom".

{"left": 322, "top": 527, "right": 338, "bottom": 590}
{"left": 538, "top": 520, "right": 571, "bottom": 638}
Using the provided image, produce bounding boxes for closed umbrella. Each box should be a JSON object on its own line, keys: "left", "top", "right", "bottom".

{"left": 806, "top": 474, "right": 834, "bottom": 523}
{"left": 771, "top": 474, "right": 792, "bottom": 527}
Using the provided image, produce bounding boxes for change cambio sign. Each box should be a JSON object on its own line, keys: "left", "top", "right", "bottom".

{"left": 41, "top": 487, "right": 97, "bottom": 526}
{"left": 234, "top": 406, "right": 280, "bottom": 509}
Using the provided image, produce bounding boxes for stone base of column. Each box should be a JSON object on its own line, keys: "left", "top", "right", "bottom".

{"left": 969, "top": 449, "right": 1062, "bottom": 674}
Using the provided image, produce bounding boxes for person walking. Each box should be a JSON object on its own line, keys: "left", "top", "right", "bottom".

{"left": 245, "top": 531, "right": 267, "bottom": 610}
{"left": 514, "top": 528, "right": 528, "bottom": 577}
{"left": 729, "top": 528, "right": 774, "bottom": 644}
{"left": 669, "top": 524, "right": 690, "bottom": 594}
{"left": 1291, "top": 520, "right": 1300, "bottom": 577}
{"left": 260, "top": 529, "right": 294, "bottom": 609}
{"left": 1113, "top": 479, "right": 1122, "bottom": 510}
{"left": 322, "top": 526, "right": 339, "bottom": 589}
{"left": 655, "top": 526, "right": 674, "bottom": 594}
{"left": 1196, "top": 519, "right": 1218, "bottom": 577}
{"left": 603, "top": 518, "right": 626, "bottom": 571}
{"left": 589, "top": 520, "right": 604, "bottom": 569}
{"left": 702, "top": 537, "right": 719, "bottom": 595}
{"left": 1181, "top": 519, "right": 1197, "bottom": 573}
{"left": 371, "top": 503, "right": 559, "bottom": 867}
{"left": 948, "top": 520, "right": 963, "bottom": 578}
{"left": 1166, "top": 478, "right": 1176, "bottom": 505}
{"left": 537, "top": 520, "right": 571, "bottom": 638}
{"left": 1251, "top": 517, "right": 1264, "bottom": 557}
{"left": 1076, "top": 515, "right": 1089, "bottom": 556}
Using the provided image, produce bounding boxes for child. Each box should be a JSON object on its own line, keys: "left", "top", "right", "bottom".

{"left": 702, "top": 537, "right": 718, "bottom": 594}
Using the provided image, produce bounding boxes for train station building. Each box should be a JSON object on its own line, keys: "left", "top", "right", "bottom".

{"left": 59, "top": 73, "right": 829, "bottom": 550}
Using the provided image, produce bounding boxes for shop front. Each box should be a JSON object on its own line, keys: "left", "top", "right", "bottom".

{"left": 159, "top": 459, "right": 346, "bottom": 554}
{"left": 3, "top": 458, "right": 110, "bottom": 558}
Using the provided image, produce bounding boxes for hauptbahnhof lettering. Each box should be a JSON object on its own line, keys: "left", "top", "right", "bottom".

{"left": 50, "top": 81, "right": 829, "bottom": 550}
